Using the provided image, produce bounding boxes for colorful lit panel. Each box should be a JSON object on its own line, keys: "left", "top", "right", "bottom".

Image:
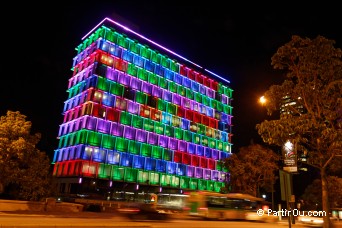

{"left": 53, "top": 18, "right": 233, "bottom": 193}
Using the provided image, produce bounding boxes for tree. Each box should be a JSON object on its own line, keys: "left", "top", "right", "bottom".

{"left": 223, "top": 144, "right": 279, "bottom": 197}
{"left": 301, "top": 176, "right": 342, "bottom": 211}
{"left": 0, "top": 110, "right": 54, "bottom": 201}
{"left": 256, "top": 35, "right": 342, "bottom": 228}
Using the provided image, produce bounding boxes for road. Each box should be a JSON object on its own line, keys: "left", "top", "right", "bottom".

{"left": 0, "top": 211, "right": 341, "bottom": 228}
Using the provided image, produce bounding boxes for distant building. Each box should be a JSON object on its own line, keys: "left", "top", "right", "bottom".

{"left": 52, "top": 18, "right": 233, "bottom": 200}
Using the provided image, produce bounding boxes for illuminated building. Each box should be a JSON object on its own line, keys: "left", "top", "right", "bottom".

{"left": 52, "top": 18, "right": 233, "bottom": 198}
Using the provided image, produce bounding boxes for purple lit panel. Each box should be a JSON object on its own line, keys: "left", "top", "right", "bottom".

{"left": 196, "top": 145, "right": 204, "bottom": 156}
{"left": 195, "top": 167, "right": 203, "bottom": 179}
{"left": 187, "top": 143, "right": 196, "bottom": 154}
{"left": 174, "top": 73, "right": 182, "bottom": 84}
{"left": 97, "top": 119, "right": 111, "bottom": 134}
{"left": 203, "top": 169, "right": 211, "bottom": 180}
{"left": 110, "top": 122, "right": 124, "bottom": 137}
{"left": 183, "top": 98, "right": 193, "bottom": 110}
{"left": 211, "top": 149, "right": 219, "bottom": 160}
{"left": 178, "top": 141, "right": 187, "bottom": 152}
{"left": 85, "top": 116, "right": 97, "bottom": 130}
{"left": 147, "top": 132, "right": 158, "bottom": 145}
{"left": 221, "top": 113, "right": 228, "bottom": 123}
{"left": 136, "top": 129, "right": 147, "bottom": 143}
{"left": 182, "top": 77, "right": 191, "bottom": 88}
{"left": 106, "top": 68, "right": 119, "bottom": 82}
{"left": 152, "top": 86, "right": 162, "bottom": 98}
{"left": 186, "top": 166, "right": 195, "bottom": 177}
{"left": 204, "top": 147, "right": 212, "bottom": 158}
{"left": 218, "top": 171, "right": 226, "bottom": 182}
{"left": 141, "top": 81, "right": 152, "bottom": 94}
{"left": 221, "top": 94, "right": 228, "bottom": 104}
{"left": 162, "top": 90, "right": 172, "bottom": 102}
{"left": 168, "top": 138, "right": 178, "bottom": 150}
{"left": 199, "top": 84, "right": 206, "bottom": 95}
{"left": 211, "top": 170, "right": 219, "bottom": 181}
{"left": 158, "top": 135, "right": 168, "bottom": 148}
{"left": 127, "top": 100, "right": 140, "bottom": 115}
{"left": 123, "top": 126, "right": 136, "bottom": 140}
{"left": 130, "top": 77, "right": 142, "bottom": 90}
{"left": 172, "top": 94, "right": 181, "bottom": 106}
{"left": 206, "top": 107, "right": 214, "bottom": 118}
{"left": 118, "top": 72, "right": 130, "bottom": 86}
{"left": 180, "top": 119, "right": 190, "bottom": 130}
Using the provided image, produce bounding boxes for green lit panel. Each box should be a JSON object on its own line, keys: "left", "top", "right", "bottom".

{"left": 76, "top": 130, "right": 88, "bottom": 145}
{"left": 102, "top": 134, "right": 116, "bottom": 149}
{"left": 128, "top": 140, "right": 141, "bottom": 155}
{"left": 198, "top": 124, "right": 206, "bottom": 135}
{"left": 87, "top": 131, "right": 101, "bottom": 147}
{"left": 115, "top": 137, "right": 128, "bottom": 152}
{"left": 160, "top": 173, "right": 171, "bottom": 187}
{"left": 194, "top": 92, "right": 202, "bottom": 103}
{"left": 143, "top": 118, "right": 154, "bottom": 132}
{"left": 207, "top": 180, "right": 215, "bottom": 192}
{"left": 154, "top": 122, "right": 165, "bottom": 134}
{"left": 183, "top": 130, "right": 192, "bottom": 142}
{"left": 151, "top": 146, "right": 163, "bottom": 159}
{"left": 137, "top": 68, "right": 148, "bottom": 81}
{"left": 127, "top": 63, "right": 138, "bottom": 77}
{"left": 163, "top": 149, "right": 173, "bottom": 161}
{"left": 141, "top": 46, "right": 151, "bottom": 59}
{"left": 124, "top": 168, "right": 138, "bottom": 182}
{"left": 158, "top": 77, "right": 168, "bottom": 89}
{"left": 112, "top": 166, "right": 125, "bottom": 181}
{"left": 189, "top": 178, "right": 198, "bottom": 190}
{"left": 174, "top": 128, "right": 183, "bottom": 140}
{"left": 170, "top": 176, "right": 180, "bottom": 188}
{"left": 164, "top": 125, "right": 174, "bottom": 137}
{"left": 157, "top": 99, "right": 166, "bottom": 111}
{"left": 104, "top": 28, "right": 118, "bottom": 43}
{"left": 201, "top": 135, "right": 209, "bottom": 147}
{"left": 185, "top": 88, "right": 194, "bottom": 99}
{"left": 214, "top": 182, "right": 224, "bottom": 192}
{"left": 166, "top": 103, "right": 177, "bottom": 115}
{"left": 216, "top": 102, "right": 223, "bottom": 112}
{"left": 149, "top": 172, "right": 160, "bottom": 185}
{"left": 170, "top": 61, "right": 179, "bottom": 72}
{"left": 109, "top": 81, "right": 124, "bottom": 96}
{"left": 216, "top": 140, "right": 223, "bottom": 151}
{"left": 135, "top": 91, "right": 148, "bottom": 105}
{"left": 198, "top": 179, "right": 207, "bottom": 191}
{"left": 58, "top": 135, "right": 65, "bottom": 148}
{"left": 151, "top": 51, "right": 161, "bottom": 64}
{"left": 223, "top": 142, "right": 230, "bottom": 153}
{"left": 177, "top": 86, "right": 186, "bottom": 97}
{"left": 137, "top": 170, "right": 149, "bottom": 184}
{"left": 210, "top": 99, "right": 218, "bottom": 109}
{"left": 202, "top": 95, "right": 210, "bottom": 106}
{"left": 148, "top": 72, "right": 159, "bottom": 85}
{"left": 132, "top": 115, "right": 143, "bottom": 129}
{"left": 208, "top": 138, "right": 216, "bottom": 149}
{"left": 160, "top": 55, "right": 171, "bottom": 69}
{"left": 119, "top": 112, "right": 132, "bottom": 126}
{"left": 192, "top": 133, "right": 201, "bottom": 144}
{"left": 223, "top": 104, "right": 232, "bottom": 115}
{"left": 180, "top": 176, "right": 190, "bottom": 189}
{"left": 117, "top": 34, "right": 129, "bottom": 49}
{"left": 168, "top": 81, "right": 178, "bottom": 93}
{"left": 216, "top": 161, "right": 222, "bottom": 171}
{"left": 128, "top": 40, "right": 140, "bottom": 54}
{"left": 141, "top": 143, "right": 152, "bottom": 157}
{"left": 98, "top": 163, "right": 112, "bottom": 179}
{"left": 97, "top": 76, "right": 110, "bottom": 92}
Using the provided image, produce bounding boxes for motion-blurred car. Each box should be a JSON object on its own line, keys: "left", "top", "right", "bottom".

{"left": 117, "top": 202, "right": 171, "bottom": 221}
{"left": 297, "top": 211, "right": 337, "bottom": 227}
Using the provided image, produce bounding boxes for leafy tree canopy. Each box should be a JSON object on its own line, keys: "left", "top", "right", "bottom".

{"left": 223, "top": 144, "right": 279, "bottom": 197}
{"left": 301, "top": 176, "right": 342, "bottom": 210}
{"left": 0, "top": 110, "right": 54, "bottom": 201}
{"left": 256, "top": 35, "right": 342, "bottom": 172}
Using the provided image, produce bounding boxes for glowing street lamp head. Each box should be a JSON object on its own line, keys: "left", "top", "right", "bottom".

{"left": 259, "top": 96, "right": 267, "bottom": 105}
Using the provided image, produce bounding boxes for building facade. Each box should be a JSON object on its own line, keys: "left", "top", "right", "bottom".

{"left": 52, "top": 18, "right": 233, "bottom": 200}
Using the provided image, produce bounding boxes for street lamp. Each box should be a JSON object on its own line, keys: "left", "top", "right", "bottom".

{"left": 259, "top": 96, "right": 267, "bottom": 105}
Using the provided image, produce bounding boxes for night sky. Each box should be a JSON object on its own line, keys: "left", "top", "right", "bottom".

{"left": 1, "top": 1, "right": 341, "bottom": 172}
